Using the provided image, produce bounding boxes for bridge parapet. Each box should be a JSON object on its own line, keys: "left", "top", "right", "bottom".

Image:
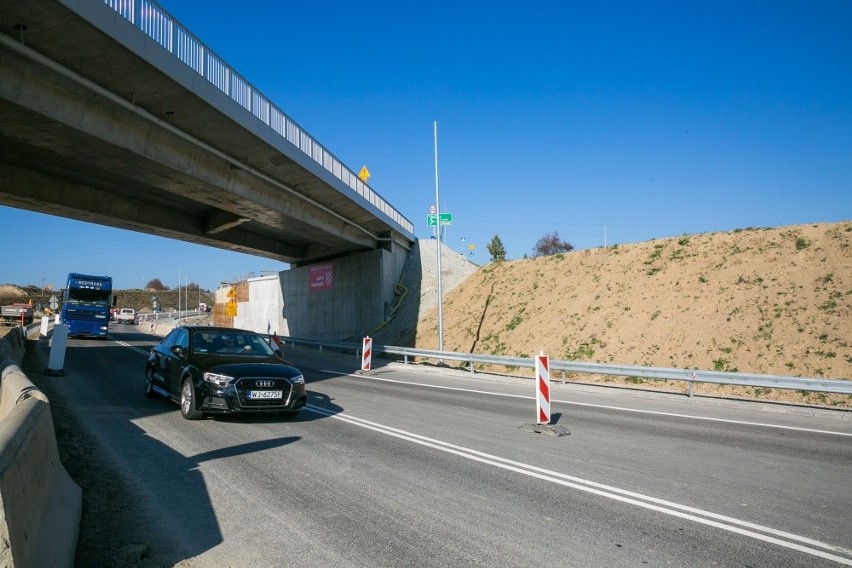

{"left": 101, "top": 0, "right": 412, "bottom": 236}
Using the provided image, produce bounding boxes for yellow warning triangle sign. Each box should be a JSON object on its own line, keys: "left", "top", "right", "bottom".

{"left": 358, "top": 166, "right": 370, "bottom": 183}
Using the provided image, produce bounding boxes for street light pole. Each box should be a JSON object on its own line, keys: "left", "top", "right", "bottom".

{"left": 433, "top": 121, "right": 444, "bottom": 352}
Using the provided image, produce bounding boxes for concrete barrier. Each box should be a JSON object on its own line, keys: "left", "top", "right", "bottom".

{"left": 0, "top": 328, "right": 81, "bottom": 567}
{"left": 0, "top": 328, "right": 25, "bottom": 370}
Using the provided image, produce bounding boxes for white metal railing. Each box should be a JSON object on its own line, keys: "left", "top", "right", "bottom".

{"left": 276, "top": 336, "right": 852, "bottom": 398}
{"left": 100, "top": 0, "right": 413, "bottom": 236}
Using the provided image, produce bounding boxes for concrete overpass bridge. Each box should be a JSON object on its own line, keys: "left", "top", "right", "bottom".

{"left": 0, "top": 0, "right": 419, "bottom": 339}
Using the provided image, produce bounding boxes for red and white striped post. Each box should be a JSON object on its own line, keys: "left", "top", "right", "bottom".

{"left": 535, "top": 351, "right": 550, "bottom": 424}
{"left": 361, "top": 336, "right": 373, "bottom": 372}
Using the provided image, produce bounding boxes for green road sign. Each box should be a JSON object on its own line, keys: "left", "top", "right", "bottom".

{"left": 426, "top": 213, "right": 452, "bottom": 226}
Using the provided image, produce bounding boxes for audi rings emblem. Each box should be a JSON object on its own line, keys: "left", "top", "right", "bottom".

{"left": 255, "top": 380, "right": 275, "bottom": 388}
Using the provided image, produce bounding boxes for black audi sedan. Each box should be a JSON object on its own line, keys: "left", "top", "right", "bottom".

{"left": 145, "top": 326, "right": 306, "bottom": 420}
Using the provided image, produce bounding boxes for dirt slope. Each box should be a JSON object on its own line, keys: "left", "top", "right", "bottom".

{"left": 414, "top": 222, "right": 851, "bottom": 406}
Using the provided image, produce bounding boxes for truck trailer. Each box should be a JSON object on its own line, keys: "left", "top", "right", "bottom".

{"left": 0, "top": 303, "right": 34, "bottom": 326}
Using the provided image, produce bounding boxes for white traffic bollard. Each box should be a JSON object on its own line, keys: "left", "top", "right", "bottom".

{"left": 46, "top": 323, "right": 69, "bottom": 376}
{"left": 40, "top": 316, "right": 50, "bottom": 338}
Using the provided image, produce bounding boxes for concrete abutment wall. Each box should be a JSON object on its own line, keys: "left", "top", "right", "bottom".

{"left": 223, "top": 238, "right": 413, "bottom": 341}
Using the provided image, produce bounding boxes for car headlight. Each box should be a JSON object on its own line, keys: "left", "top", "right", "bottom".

{"left": 289, "top": 374, "right": 305, "bottom": 385}
{"left": 203, "top": 372, "right": 233, "bottom": 387}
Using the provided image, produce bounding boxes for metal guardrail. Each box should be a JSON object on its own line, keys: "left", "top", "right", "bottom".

{"left": 12, "top": 323, "right": 848, "bottom": 397}
{"left": 12, "top": 312, "right": 198, "bottom": 338}
{"left": 136, "top": 309, "right": 202, "bottom": 323}
{"left": 23, "top": 319, "right": 45, "bottom": 339}
{"left": 277, "top": 336, "right": 852, "bottom": 397}
{"left": 101, "top": 0, "right": 413, "bottom": 236}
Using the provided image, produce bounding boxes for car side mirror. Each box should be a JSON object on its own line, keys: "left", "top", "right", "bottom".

{"left": 274, "top": 348, "right": 284, "bottom": 358}
{"left": 170, "top": 345, "right": 185, "bottom": 357}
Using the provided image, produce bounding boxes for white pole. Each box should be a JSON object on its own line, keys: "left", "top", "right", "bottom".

{"left": 434, "top": 121, "right": 444, "bottom": 352}
{"left": 46, "top": 323, "right": 69, "bottom": 375}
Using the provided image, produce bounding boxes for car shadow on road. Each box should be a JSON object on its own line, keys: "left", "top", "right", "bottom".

{"left": 189, "top": 436, "right": 301, "bottom": 462}
{"left": 24, "top": 338, "right": 226, "bottom": 565}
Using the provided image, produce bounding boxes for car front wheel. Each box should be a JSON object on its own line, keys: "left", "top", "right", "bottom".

{"left": 180, "top": 377, "right": 204, "bottom": 420}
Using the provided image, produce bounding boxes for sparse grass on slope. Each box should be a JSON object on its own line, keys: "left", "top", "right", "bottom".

{"left": 415, "top": 222, "right": 852, "bottom": 408}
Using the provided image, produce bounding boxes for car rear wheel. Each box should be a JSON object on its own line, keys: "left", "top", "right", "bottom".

{"left": 180, "top": 377, "right": 204, "bottom": 420}
{"left": 144, "top": 366, "right": 157, "bottom": 398}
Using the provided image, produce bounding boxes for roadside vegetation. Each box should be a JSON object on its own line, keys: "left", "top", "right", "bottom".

{"left": 415, "top": 222, "right": 852, "bottom": 408}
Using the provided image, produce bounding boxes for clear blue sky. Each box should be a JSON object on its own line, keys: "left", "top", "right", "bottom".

{"left": 2, "top": 0, "right": 850, "bottom": 292}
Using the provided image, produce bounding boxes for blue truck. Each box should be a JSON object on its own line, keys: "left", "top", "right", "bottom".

{"left": 61, "top": 273, "right": 115, "bottom": 338}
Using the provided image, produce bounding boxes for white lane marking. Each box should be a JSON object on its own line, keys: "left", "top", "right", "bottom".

{"left": 306, "top": 403, "right": 852, "bottom": 565}
{"left": 114, "top": 340, "right": 149, "bottom": 356}
{"left": 320, "top": 370, "right": 852, "bottom": 438}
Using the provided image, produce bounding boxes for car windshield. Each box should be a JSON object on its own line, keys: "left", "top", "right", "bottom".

{"left": 191, "top": 331, "right": 277, "bottom": 356}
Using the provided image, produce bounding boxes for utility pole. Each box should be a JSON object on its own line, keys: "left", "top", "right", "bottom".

{"left": 433, "top": 121, "right": 444, "bottom": 352}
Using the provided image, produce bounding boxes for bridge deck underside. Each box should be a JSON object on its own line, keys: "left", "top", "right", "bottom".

{"left": 0, "top": 0, "right": 410, "bottom": 264}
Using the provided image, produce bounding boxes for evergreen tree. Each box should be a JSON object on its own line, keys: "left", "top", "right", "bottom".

{"left": 487, "top": 234, "right": 507, "bottom": 262}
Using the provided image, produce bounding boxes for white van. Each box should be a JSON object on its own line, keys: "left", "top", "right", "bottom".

{"left": 116, "top": 308, "right": 136, "bottom": 324}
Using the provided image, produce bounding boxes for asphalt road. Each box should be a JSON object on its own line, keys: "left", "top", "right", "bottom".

{"left": 25, "top": 325, "right": 852, "bottom": 567}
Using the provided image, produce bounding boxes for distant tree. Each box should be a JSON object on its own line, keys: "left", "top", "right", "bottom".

{"left": 532, "top": 231, "right": 574, "bottom": 257}
{"left": 146, "top": 278, "right": 169, "bottom": 291}
{"left": 186, "top": 282, "right": 201, "bottom": 291}
{"left": 486, "top": 234, "right": 507, "bottom": 262}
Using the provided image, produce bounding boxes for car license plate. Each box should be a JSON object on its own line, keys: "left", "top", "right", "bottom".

{"left": 248, "top": 390, "right": 282, "bottom": 400}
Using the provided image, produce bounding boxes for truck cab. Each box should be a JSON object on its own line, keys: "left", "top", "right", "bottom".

{"left": 61, "top": 273, "right": 114, "bottom": 338}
